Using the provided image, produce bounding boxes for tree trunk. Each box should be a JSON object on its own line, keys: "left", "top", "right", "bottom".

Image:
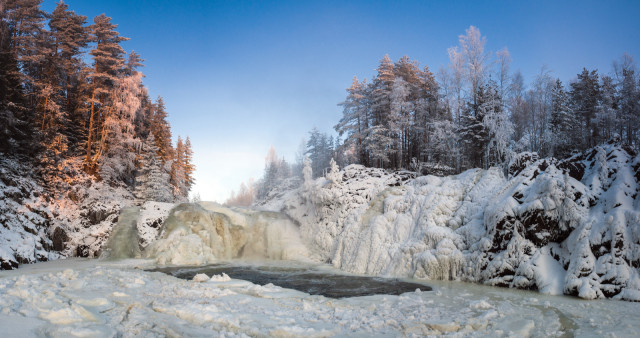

{"left": 85, "top": 89, "right": 96, "bottom": 170}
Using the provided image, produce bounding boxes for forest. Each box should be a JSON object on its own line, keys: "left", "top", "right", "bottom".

{"left": 0, "top": 0, "right": 194, "bottom": 202}
{"left": 332, "top": 27, "right": 639, "bottom": 173}
{"left": 230, "top": 26, "right": 639, "bottom": 206}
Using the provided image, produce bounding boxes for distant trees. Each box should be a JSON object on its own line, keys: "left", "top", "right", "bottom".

{"left": 0, "top": 1, "right": 195, "bottom": 203}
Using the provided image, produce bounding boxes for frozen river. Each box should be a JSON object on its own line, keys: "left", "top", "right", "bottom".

{"left": 1, "top": 258, "right": 639, "bottom": 336}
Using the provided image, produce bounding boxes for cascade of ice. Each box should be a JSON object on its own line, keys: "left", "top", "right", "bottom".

{"left": 101, "top": 206, "right": 141, "bottom": 260}
{"left": 143, "top": 203, "right": 310, "bottom": 265}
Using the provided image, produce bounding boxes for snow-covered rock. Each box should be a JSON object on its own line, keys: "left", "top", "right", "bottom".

{"left": 272, "top": 144, "right": 640, "bottom": 300}
{"left": 0, "top": 156, "right": 173, "bottom": 269}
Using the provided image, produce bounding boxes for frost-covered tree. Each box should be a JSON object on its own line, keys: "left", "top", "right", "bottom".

{"left": 302, "top": 156, "right": 313, "bottom": 193}
{"left": 225, "top": 179, "right": 254, "bottom": 207}
{"left": 170, "top": 136, "right": 187, "bottom": 200}
{"left": 459, "top": 26, "right": 489, "bottom": 107}
{"left": 594, "top": 75, "right": 618, "bottom": 144}
{"left": 495, "top": 47, "right": 511, "bottom": 99}
{"left": 326, "top": 158, "right": 341, "bottom": 185}
{"left": 389, "top": 77, "right": 412, "bottom": 168}
{"left": 135, "top": 134, "right": 173, "bottom": 202}
{"left": 182, "top": 136, "right": 196, "bottom": 194}
{"left": 306, "top": 127, "right": 335, "bottom": 177}
{"left": 522, "top": 67, "right": 554, "bottom": 156}
{"left": 482, "top": 81, "right": 513, "bottom": 168}
{"left": 98, "top": 71, "right": 143, "bottom": 183}
{"left": 256, "top": 145, "right": 293, "bottom": 199}
{"left": 446, "top": 46, "right": 465, "bottom": 126}
{"left": 570, "top": 68, "right": 601, "bottom": 150}
{"left": 335, "top": 76, "right": 369, "bottom": 166}
{"left": 549, "top": 79, "right": 576, "bottom": 158}
{"left": 367, "top": 55, "right": 395, "bottom": 167}
{"left": 614, "top": 54, "right": 640, "bottom": 146}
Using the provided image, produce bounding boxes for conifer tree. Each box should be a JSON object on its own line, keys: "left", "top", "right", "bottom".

{"left": 615, "top": 55, "right": 639, "bottom": 146}
{"left": 549, "top": 79, "right": 576, "bottom": 158}
{"left": 49, "top": 1, "right": 89, "bottom": 152}
{"left": 335, "top": 76, "right": 369, "bottom": 166}
{"left": 85, "top": 13, "right": 128, "bottom": 171}
{"left": 170, "top": 136, "right": 186, "bottom": 200}
{"left": 135, "top": 134, "right": 173, "bottom": 202}
{"left": 570, "top": 68, "right": 600, "bottom": 150}
{"left": 183, "top": 136, "right": 195, "bottom": 194}
{"left": 149, "top": 96, "right": 173, "bottom": 164}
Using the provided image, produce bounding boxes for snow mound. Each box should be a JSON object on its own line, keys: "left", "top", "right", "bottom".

{"left": 192, "top": 273, "right": 210, "bottom": 282}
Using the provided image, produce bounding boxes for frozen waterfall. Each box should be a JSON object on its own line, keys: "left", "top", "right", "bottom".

{"left": 101, "top": 206, "right": 142, "bottom": 260}
{"left": 143, "top": 202, "right": 310, "bottom": 265}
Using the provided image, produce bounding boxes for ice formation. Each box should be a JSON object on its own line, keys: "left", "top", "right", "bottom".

{"left": 272, "top": 143, "right": 640, "bottom": 300}
{"left": 1, "top": 259, "right": 639, "bottom": 336}
{"left": 2, "top": 143, "right": 638, "bottom": 302}
{"left": 144, "top": 202, "right": 309, "bottom": 266}
{"left": 101, "top": 207, "right": 141, "bottom": 260}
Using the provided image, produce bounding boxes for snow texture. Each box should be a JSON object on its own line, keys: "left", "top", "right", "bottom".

{"left": 0, "top": 156, "right": 174, "bottom": 269}
{"left": 1, "top": 258, "right": 639, "bottom": 336}
{"left": 275, "top": 144, "right": 640, "bottom": 300}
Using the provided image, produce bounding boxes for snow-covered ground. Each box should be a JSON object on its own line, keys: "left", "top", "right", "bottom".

{"left": 1, "top": 258, "right": 639, "bottom": 337}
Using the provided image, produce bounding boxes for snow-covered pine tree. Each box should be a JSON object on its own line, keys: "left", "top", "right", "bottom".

{"left": 549, "top": 79, "right": 576, "bottom": 158}
{"left": 326, "top": 158, "right": 341, "bottom": 185}
{"left": 302, "top": 156, "right": 313, "bottom": 193}
{"left": 98, "top": 70, "right": 143, "bottom": 183}
{"left": 614, "top": 55, "right": 639, "bottom": 146}
{"left": 135, "top": 133, "right": 173, "bottom": 202}
{"left": 459, "top": 84, "right": 490, "bottom": 169}
{"left": 335, "top": 76, "right": 369, "bottom": 166}
{"left": 389, "top": 76, "right": 412, "bottom": 168}
{"left": 183, "top": 136, "right": 196, "bottom": 194}
{"left": 170, "top": 136, "right": 188, "bottom": 201}
{"left": 367, "top": 55, "right": 395, "bottom": 168}
{"left": 594, "top": 75, "right": 617, "bottom": 145}
{"left": 481, "top": 80, "right": 513, "bottom": 168}
{"left": 570, "top": 68, "right": 601, "bottom": 150}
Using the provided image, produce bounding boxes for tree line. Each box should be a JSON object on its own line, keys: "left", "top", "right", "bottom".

{"left": 231, "top": 26, "right": 640, "bottom": 205}
{"left": 0, "top": 0, "right": 194, "bottom": 202}
{"left": 330, "top": 26, "right": 639, "bottom": 173}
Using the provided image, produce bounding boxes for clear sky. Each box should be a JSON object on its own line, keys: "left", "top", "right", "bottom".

{"left": 43, "top": 0, "right": 640, "bottom": 202}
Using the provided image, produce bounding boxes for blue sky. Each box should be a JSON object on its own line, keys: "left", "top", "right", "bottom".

{"left": 43, "top": 0, "right": 640, "bottom": 202}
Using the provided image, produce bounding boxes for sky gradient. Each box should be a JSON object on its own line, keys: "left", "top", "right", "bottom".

{"left": 43, "top": 0, "right": 640, "bottom": 202}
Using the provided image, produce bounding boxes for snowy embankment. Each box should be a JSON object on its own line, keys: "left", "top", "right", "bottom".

{"left": 2, "top": 258, "right": 640, "bottom": 337}
{"left": 0, "top": 153, "right": 174, "bottom": 269}
{"left": 269, "top": 143, "right": 640, "bottom": 301}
